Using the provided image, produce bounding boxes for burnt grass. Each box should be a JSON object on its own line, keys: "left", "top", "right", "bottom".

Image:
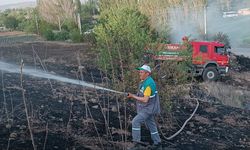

{"left": 0, "top": 41, "right": 249, "bottom": 150}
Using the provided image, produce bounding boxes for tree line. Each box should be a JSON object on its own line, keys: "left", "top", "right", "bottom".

{"left": 0, "top": 0, "right": 97, "bottom": 42}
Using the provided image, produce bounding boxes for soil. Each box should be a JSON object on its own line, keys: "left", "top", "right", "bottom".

{"left": 0, "top": 39, "right": 249, "bottom": 150}
{"left": 0, "top": 31, "right": 26, "bottom": 36}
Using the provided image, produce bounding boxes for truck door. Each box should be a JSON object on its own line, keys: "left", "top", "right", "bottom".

{"left": 200, "top": 45, "right": 210, "bottom": 64}
{"left": 212, "top": 46, "right": 229, "bottom": 66}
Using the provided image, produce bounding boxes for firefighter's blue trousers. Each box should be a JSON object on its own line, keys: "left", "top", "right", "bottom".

{"left": 132, "top": 112, "right": 161, "bottom": 144}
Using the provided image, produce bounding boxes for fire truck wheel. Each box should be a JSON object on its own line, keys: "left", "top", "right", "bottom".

{"left": 202, "top": 67, "right": 219, "bottom": 81}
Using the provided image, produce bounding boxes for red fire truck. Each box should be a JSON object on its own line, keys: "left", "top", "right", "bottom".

{"left": 144, "top": 37, "right": 230, "bottom": 81}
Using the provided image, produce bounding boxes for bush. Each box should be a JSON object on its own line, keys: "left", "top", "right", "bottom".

{"left": 4, "top": 16, "right": 19, "bottom": 30}
{"left": 18, "top": 20, "right": 37, "bottom": 33}
{"left": 39, "top": 20, "right": 56, "bottom": 40}
{"left": 43, "top": 29, "right": 55, "bottom": 41}
{"left": 70, "top": 29, "right": 82, "bottom": 43}
{"left": 55, "top": 30, "right": 69, "bottom": 41}
{"left": 62, "top": 19, "right": 77, "bottom": 32}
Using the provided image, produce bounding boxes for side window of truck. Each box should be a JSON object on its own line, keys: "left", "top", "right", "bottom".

{"left": 200, "top": 45, "right": 207, "bottom": 53}
{"left": 215, "top": 47, "right": 224, "bottom": 54}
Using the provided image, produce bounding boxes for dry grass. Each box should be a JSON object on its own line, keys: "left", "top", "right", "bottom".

{"left": 200, "top": 82, "right": 250, "bottom": 109}
{"left": 230, "top": 71, "right": 250, "bottom": 82}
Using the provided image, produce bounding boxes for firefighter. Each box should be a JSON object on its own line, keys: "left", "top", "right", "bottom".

{"left": 127, "top": 64, "right": 161, "bottom": 149}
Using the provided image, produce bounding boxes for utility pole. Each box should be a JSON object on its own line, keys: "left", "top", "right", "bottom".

{"left": 204, "top": 2, "right": 208, "bottom": 40}
{"left": 35, "top": 0, "right": 39, "bottom": 35}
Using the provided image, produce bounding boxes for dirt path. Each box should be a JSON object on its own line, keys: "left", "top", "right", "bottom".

{"left": 0, "top": 31, "right": 26, "bottom": 36}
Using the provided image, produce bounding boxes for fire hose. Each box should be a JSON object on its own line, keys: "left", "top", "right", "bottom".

{"left": 158, "top": 98, "right": 199, "bottom": 140}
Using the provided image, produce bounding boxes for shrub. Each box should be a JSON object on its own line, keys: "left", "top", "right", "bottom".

{"left": 3, "top": 16, "right": 19, "bottom": 30}
{"left": 55, "top": 30, "right": 69, "bottom": 41}
{"left": 43, "top": 29, "right": 55, "bottom": 41}
{"left": 39, "top": 20, "right": 52, "bottom": 33}
{"left": 62, "top": 19, "right": 78, "bottom": 32}
{"left": 39, "top": 20, "right": 56, "bottom": 40}
{"left": 70, "top": 29, "right": 82, "bottom": 43}
{"left": 19, "top": 20, "right": 37, "bottom": 33}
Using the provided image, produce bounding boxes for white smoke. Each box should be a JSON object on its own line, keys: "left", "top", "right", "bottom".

{"left": 167, "top": 1, "right": 250, "bottom": 48}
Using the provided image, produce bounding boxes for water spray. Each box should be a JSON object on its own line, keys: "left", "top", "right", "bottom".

{"left": 0, "top": 61, "right": 128, "bottom": 96}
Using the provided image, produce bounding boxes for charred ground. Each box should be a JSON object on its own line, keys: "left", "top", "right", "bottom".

{"left": 0, "top": 40, "right": 249, "bottom": 150}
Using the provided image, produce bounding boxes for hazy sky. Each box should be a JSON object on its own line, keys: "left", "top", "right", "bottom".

{"left": 0, "top": 0, "right": 87, "bottom": 6}
{"left": 0, "top": 0, "right": 35, "bottom": 6}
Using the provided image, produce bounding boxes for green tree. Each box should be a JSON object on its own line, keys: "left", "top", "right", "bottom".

{"left": 3, "top": 16, "right": 19, "bottom": 30}
{"left": 17, "top": 9, "right": 39, "bottom": 33}
{"left": 212, "top": 32, "right": 231, "bottom": 48}
{"left": 94, "top": 7, "right": 152, "bottom": 89}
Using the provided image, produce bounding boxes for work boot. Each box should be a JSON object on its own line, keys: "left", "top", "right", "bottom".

{"left": 127, "top": 142, "right": 145, "bottom": 150}
{"left": 150, "top": 143, "right": 162, "bottom": 150}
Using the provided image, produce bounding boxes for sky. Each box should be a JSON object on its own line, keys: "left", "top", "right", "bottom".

{"left": 0, "top": 0, "right": 86, "bottom": 6}
{"left": 0, "top": 0, "right": 35, "bottom": 6}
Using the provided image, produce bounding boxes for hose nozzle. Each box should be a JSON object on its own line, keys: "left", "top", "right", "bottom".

{"left": 124, "top": 92, "right": 129, "bottom": 96}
